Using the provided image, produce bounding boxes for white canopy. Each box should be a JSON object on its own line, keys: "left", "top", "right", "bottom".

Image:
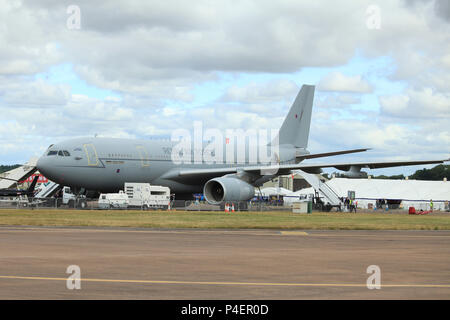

{"left": 290, "top": 178, "right": 450, "bottom": 210}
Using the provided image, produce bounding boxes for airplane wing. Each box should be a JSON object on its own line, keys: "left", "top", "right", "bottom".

{"left": 295, "top": 148, "right": 370, "bottom": 161}
{"left": 162, "top": 158, "right": 448, "bottom": 182}
{"left": 292, "top": 159, "right": 449, "bottom": 172}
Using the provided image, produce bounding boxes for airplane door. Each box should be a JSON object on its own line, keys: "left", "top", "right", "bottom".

{"left": 83, "top": 143, "right": 99, "bottom": 166}
{"left": 136, "top": 145, "right": 150, "bottom": 167}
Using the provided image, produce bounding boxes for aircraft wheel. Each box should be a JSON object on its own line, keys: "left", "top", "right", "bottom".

{"left": 79, "top": 200, "right": 87, "bottom": 209}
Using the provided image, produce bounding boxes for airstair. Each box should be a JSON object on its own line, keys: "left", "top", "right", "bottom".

{"left": 34, "top": 181, "right": 61, "bottom": 198}
{"left": 295, "top": 169, "right": 342, "bottom": 206}
{"left": 0, "top": 158, "right": 38, "bottom": 189}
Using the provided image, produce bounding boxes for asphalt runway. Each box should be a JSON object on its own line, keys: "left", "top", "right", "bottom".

{"left": 0, "top": 226, "right": 449, "bottom": 299}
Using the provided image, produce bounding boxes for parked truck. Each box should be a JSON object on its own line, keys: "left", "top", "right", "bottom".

{"left": 98, "top": 191, "right": 129, "bottom": 209}
{"left": 62, "top": 186, "right": 87, "bottom": 209}
{"left": 124, "top": 182, "right": 171, "bottom": 209}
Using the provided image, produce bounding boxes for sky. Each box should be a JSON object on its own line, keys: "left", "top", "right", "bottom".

{"left": 0, "top": 0, "right": 449, "bottom": 176}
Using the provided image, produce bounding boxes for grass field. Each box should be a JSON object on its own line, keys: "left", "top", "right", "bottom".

{"left": 0, "top": 209, "right": 449, "bottom": 230}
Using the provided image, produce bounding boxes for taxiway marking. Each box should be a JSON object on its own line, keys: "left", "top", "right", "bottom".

{"left": 1, "top": 226, "right": 450, "bottom": 239}
{"left": 0, "top": 275, "right": 449, "bottom": 288}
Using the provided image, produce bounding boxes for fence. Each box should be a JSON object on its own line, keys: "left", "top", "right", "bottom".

{"left": 0, "top": 197, "right": 292, "bottom": 212}
{"left": 1, "top": 197, "right": 448, "bottom": 212}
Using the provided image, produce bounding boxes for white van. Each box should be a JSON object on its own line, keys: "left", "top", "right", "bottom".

{"left": 124, "top": 183, "right": 171, "bottom": 209}
{"left": 98, "top": 191, "right": 129, "bottom": 209}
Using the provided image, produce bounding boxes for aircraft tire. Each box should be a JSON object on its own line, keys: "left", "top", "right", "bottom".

{"left": 78, "top": 200, "right": 87, "bottom": 209}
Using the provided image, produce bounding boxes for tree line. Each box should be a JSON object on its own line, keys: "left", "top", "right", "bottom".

{"left": 0, "top": 165, "right": 21, "bottom": 174}
{"left": 323, "top": 164, "right": 449, "bottom": 181}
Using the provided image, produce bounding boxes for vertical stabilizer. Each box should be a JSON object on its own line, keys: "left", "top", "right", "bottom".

{"left": 276, "top": 84, "right": 315, "bottom": 148}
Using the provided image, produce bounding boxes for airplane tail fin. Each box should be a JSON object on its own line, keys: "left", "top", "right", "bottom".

{"left": 274, "top": 84, "right": 315, "bottom": 148}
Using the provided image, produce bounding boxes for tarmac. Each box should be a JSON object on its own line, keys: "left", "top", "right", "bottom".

{"left": 0, "top": 226, "right": 449, "bottom": 299}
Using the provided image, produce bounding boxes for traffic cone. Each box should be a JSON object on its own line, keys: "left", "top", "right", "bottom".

{"left": 225, "top": 203, "right": 229, "bottom": 213}
{"left": 231, "top": 203, "right": 235, "bottom": 213}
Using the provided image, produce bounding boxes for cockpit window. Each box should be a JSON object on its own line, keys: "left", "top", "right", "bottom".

{"left": 48, "top": 150, "right": 71, "bottom": 156}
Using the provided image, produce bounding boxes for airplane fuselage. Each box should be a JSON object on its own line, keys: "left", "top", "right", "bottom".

{"left": 37, "top": 137, "right": 302, "bottom": 195}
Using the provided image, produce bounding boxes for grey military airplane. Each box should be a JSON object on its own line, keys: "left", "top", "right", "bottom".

{"left": 36, "top": 85, "right": 447, "bottom": 204}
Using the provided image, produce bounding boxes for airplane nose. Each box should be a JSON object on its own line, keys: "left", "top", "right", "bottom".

{"left": 38, "top": 152, "right": 71, "bottom": 190}
{"left": 36, "top": 156, "right": 50, "bottom": 177}
{"left": 37, "top": 155, "right": 61, "bottom": 184}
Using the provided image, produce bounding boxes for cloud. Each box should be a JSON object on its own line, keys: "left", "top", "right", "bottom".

{"left": 318, "top": 72, "right": 373, "bottom": 93}
{"left": 0, "top": 77, "right": 70, "bottom": 107}
{"left": 2, "top": 1, "right": 374, "bottom": 89}
{"left": 315, "top": 93, "right": 362, "bottom": 111}
{"left": 221, "top": 80, "right": 299, "bottom": 104}
{"left": 0, "top": 0, "right": 449, "bottom": 172}
{"left": 406, "top": 0, "right": 450, "bottom": 23}
{"left": 380, "top": 88, "right": 450, "bottom": 119}
{"left": 1, "top": 1, "right": 448, "bottom": 85}
{"left": 0, "top": 1, "right": 62, "bottom": 75}
{"left": 434, "top": 0, "right": 450, "bottom": 22}
{"left": 309, "top": 115, "right": 449, "bottom": 164}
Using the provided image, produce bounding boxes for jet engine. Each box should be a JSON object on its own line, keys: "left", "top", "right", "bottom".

{"left": 203, "top": 177, "right": 255, "bottom": 204}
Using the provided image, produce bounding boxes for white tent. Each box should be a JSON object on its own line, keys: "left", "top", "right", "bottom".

{"left": 292, "top": 178, "right": 450, "bottom": 211}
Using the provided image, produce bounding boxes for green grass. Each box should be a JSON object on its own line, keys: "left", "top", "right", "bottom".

{"left": 0, "top": 209, "right": 449, "bottom": 230}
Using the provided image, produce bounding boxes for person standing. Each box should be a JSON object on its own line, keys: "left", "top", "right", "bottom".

{"left": 430, "top": 199, "right": 434, "bottom": 212}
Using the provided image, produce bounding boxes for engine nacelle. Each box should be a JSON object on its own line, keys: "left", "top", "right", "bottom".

{"left": 343, "top": 165, "right": 368, "bottom": 178}
{"left": 203, "top": 177, "right": 255, "bottom": 204}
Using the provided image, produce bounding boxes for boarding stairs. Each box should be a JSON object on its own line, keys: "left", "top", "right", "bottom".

{"left": 295, "top": 169, "right": 342, "bottom": 206}
{"left": 34, "top": 181, "right": 61, "bottom": 198}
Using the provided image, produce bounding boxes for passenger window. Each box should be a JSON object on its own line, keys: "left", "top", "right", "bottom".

{"left": 63, "top": 150, "right": 71, "bottom": 156}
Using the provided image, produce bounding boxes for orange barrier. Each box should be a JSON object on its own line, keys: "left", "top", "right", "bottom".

{"left": 409, "top": 207, "right": 431, "bottom": 215}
